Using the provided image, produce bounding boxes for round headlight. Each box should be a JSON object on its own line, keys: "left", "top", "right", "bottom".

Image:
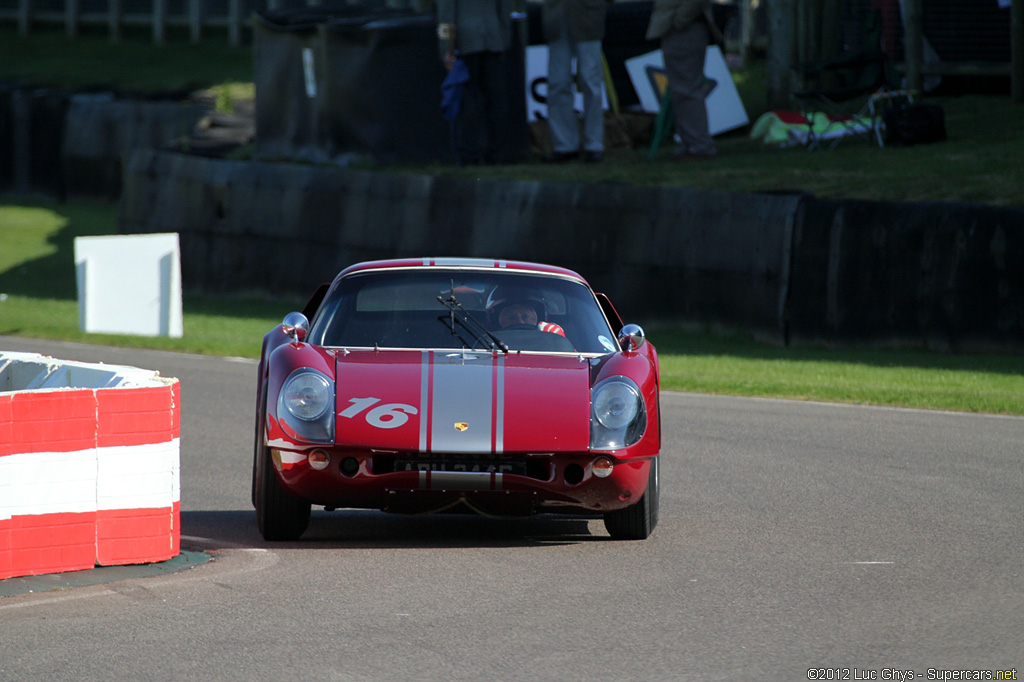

{"left": 593, "top": 380, "right": 640, "bottom": 430}
{"left": 282, "top": 371, "right": 332, "bottom": 421}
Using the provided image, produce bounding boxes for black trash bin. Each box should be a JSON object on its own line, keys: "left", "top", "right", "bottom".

{"left": 255, "top": 8, "right": 455, "bottom": 164}
{"left": 254, "top": 8, "right": 338, "bottom": 164}
{"left": 319, "top": 13, "right": 454, "bottom": 164}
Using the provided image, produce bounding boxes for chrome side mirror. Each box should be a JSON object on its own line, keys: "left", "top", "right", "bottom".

{"left": 282, "top": 312, "right": 310, "bottom": 343}
{"left": 618, "top": 324, "right": 645, "bottom": 351}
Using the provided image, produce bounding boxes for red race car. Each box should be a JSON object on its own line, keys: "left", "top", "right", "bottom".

{"left": 252, "top": 258, "right": 660, "bottom": 540}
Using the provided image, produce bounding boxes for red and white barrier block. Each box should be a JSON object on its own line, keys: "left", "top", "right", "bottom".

{"left": 0, "top": 352, "right": 180, "bottom": 580}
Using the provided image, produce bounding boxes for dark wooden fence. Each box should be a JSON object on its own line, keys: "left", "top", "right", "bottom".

{"left": 0, "top": 0, "right": 424, "bottom": 44}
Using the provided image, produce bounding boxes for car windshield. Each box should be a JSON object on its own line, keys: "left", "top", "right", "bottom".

{"left": 308, "top": 269, "right": 619, "bottom": 354}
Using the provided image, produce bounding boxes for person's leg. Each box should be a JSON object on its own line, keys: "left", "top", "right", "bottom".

{"left": 545, "top": 35, "right": 580, "bottom": 155}
{"left": 576, "top": 39, "right": 605, "bottom": 155}
{"left": 661, "top": 22, "right": 716, "bottom": 156}
{"left": 479, "top": 50, "right": 516, "bottom": 164}
{"left": 455, "top": 53, "right": 488, "bottom": 164}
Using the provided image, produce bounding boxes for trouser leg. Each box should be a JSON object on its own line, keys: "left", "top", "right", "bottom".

{"left": 662, "top": 22, "right": 716, "bottom": 155}
{"left": 456, "top": 53, "right": 488, "bottom": 164}
{"left": 480, "top": 50, "right": 515, "bottom": 164}
{"left": 546, "top": 36, "right": 579, "bottom": 154}
{"left": 576, "top": 40, "right": 605, "bottom": 153}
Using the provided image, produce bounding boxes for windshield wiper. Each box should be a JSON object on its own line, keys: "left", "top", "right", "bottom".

{"left": 436, "top": 293, "right": 509, "bottom": 354}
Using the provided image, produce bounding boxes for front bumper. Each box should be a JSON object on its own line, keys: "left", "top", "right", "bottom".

{"left": 271, "top": 447, "right": 655, "bottom": 516}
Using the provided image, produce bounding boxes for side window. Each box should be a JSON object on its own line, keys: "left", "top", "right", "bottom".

{"left": 303, "top": 283, "right": 331, "bottom": 322}
{"left": 594, "top": 292, "right": 624, "bottom": 331}
{"left": 556, "top": 283, "right": 616, "bottom": 354}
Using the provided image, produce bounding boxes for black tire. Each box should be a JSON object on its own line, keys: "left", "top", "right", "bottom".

{"left": 603, "top": 457, "right": 660, "bottom": 540}
{"left": 254, "top": 416, "right": 311, "bottom": 541}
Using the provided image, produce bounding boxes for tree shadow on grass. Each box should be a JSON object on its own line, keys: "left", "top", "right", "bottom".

{"left": 0, "top": 203, "right": 94, "bottom": 301}
{"left": 0, "top": 200, "right": 302, "bottom": 320}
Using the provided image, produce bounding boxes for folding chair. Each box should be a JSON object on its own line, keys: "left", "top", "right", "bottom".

{"left": 790, "top": 11, "right": 898, "bottom": 150}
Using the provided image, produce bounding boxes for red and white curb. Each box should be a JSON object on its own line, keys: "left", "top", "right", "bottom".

{"left": 0, "top": 352, "right": 180, "bottom": 580}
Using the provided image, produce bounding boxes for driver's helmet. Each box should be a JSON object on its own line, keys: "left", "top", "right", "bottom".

{"left": 486, "top": 285, "right": 548, "bottom": 327}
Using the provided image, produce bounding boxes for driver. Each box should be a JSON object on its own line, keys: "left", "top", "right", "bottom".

{"left": 486, "top": 286, "right": 566, "bottom": 336}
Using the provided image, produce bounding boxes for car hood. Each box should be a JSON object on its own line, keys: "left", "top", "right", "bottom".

{"left": 334, "top": 350, "right": 592, "bottom": 453}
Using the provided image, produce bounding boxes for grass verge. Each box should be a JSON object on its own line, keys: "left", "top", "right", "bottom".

{"left": 0, "top": 24, "right": 253, "bottom": 95}
{"left": 655, "top": 328, "right": 1024, "bottom": 415}
{"left": 2, "top": 199, "right": 1022, "bottom": 416}
{"left": 0, "top": 201, "right": 296, "bottom": 357}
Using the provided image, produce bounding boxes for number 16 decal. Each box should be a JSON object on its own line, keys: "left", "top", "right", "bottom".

{"left": 339, "top": 397, "right": 418, "bottom": 429}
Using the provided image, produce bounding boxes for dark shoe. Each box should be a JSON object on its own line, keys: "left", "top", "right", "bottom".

{"left": 582, "top": 150, "right": 604, "bottom": 163}
{"left": 542, "top": 151, "right": 579, "bottom": 163}
{"left": 670, "top": 150, "right": 717, "bottom": 161}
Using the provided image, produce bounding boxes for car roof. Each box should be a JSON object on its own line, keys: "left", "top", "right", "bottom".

{"left": 334, "top": 258, "right": 589, "bottom": 283}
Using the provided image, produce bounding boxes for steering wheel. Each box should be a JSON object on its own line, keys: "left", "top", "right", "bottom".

{"left": 501, "top": 324, "right": 537, "bottom": 331}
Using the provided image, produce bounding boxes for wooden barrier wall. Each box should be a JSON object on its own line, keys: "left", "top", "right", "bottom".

{"left": 119, "top": 149, "right": 1024, "bottom": 352}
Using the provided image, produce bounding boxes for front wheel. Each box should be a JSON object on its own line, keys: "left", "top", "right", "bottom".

{"left": 603, "top": 457, "right": 659, "bottom": 540}
{"left": 254, "top": 424, "right": 311, "bottom": 541}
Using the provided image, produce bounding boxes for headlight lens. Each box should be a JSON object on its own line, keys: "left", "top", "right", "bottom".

{"left": 277, "top": 369, "right": 334, "bottom": 443}
{"left": 590, "top": 377, "right": 646, "bottom": 450}
{"left": 282, "top": 372, "right": 332, "bottom": 420}
{"left": 593, "top": 380, "right": 640, "bottom": 430}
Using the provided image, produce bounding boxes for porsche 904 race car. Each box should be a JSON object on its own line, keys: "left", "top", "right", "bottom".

{"left": 252, "top": 258, "right": 660, "bottom": 540}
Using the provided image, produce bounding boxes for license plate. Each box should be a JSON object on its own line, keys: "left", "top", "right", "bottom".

{"left": 394, "top": 459, "right": 526, "bottom": 475}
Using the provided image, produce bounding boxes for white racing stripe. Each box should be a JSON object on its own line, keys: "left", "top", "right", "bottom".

{"left": 429, "top": 354, "right": 497, "bottom": 453}
{"left": 420, "top": 350, "right": 431, "bottom": 451}
{"left": 425, "top": 258, "right": 507, "bottom": 268}
{"left": 493, "top": 353, "right": 505, "bottom": 454}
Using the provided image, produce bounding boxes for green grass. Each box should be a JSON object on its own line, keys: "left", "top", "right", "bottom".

{"left": 0, "top": 201, "right": 297, "bottom": 357}
{"left": 0, "top": 295, "right": 293, "bottom": 358}
{"left": 654, "top": 327, "right": 1024, "bottom": 414}
{"left": 2, "top": 199, "right": 1023, "bottom": 415}
{"left": 0, "top": 24, "right": 253, "bottom": 97}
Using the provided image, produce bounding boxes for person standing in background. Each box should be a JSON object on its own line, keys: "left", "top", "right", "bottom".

{"left": 542, "top": 0, "right": 610, "bottom": 163}
{"left": 646, "top": 0, "right": 725, "bottom": 160}
{"left": 436, "top": 0, "right": 516, "bottom": 165}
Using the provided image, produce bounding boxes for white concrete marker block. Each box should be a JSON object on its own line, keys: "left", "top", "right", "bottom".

{"left": 74, "top": 233, "right": 183, "bottom": 337}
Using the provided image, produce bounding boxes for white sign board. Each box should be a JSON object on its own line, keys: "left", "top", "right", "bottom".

{"left": 525, "top": 45, "right": 608, "bottom": 123}
{"left": 75, "top": 233, "right": 183, "bottom": 338}
{"left": 625, "top": 46, "right": 749, "bottom": 136}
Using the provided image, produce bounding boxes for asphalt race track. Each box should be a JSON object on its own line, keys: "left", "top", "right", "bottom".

{"left": 2, "top": 337, "right": 1022, "bottom": 682}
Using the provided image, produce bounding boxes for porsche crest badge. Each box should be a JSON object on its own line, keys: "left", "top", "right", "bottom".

{"left": 454, "top": 422, "right": 469, "bottom": 432}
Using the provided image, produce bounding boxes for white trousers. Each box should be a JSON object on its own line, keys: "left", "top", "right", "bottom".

{"left": 546, "top": 38, "right": 604, "bottom": 153}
